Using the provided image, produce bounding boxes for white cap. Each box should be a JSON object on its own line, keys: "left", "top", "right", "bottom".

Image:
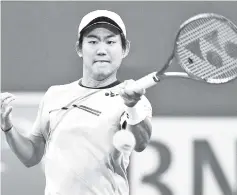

{"left": 78, "top": 10, "right": 126, "bottom": 38}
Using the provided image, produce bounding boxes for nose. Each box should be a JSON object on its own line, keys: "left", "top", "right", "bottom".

{"left": 96, "top": 44, "right": 107, "bottom": 56}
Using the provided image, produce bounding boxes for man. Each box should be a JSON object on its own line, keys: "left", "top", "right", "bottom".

{"left": 1, "top": 10, "right": 152, "bottom": 195}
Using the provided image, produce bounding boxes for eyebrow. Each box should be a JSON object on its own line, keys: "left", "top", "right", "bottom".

{"left": 86, "top": 35, "right": 99, "bottom": 39}
{"left": 85, "top": 34, "right": 116, "bottom": 39}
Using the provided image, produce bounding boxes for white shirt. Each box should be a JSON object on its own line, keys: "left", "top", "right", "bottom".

{"left": 30, "top": 80, "right": 152, "bottom": 195}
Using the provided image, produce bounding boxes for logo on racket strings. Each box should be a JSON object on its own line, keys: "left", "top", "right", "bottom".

{"left": 185, "top": 30, "right": 237, "bottom": 68}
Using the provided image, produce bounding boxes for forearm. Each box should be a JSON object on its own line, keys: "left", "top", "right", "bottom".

{"left": 128, "top": 117, "right": 152, "bottom": 152}
{"left": 4, "top": 127, "right": 37, "bottom": 167}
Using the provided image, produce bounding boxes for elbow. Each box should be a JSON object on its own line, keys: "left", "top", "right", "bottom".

{"left": 135, "top": 147, "right": 145, "bottom": 153}
{"left": 23, "top": 160, "right": 41, "bottom": 168}
{"left": 21, "top": 154, "right": 41, "bottom": 168}
{"left": 23, "top": 138, "right": 45, "bottom": 168}
{"left": 135, "top": 128, "right": 152, "bottom": 153}
{"left": 24, "top": 163, "right": 34, "bottom": 168}
{"left": 134, "top": 141, "right": 149, "bottom": 152}
{"left": 22, "top": 160, "right": 38, "bottom": 168}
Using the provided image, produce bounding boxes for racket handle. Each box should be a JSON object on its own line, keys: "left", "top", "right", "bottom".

{"left": 135, "top": 72, "right": 160, "bottom": 89}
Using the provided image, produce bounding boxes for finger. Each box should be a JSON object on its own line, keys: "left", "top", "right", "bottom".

{"left": 1, "top": 97, "right": 15, "bottom": 109}
{"left": 2, "top": 97, "right": 15, "bottom": 107}
{"left": 119, "top": 87, "right": 139, "bottom": 100}
{"left": 119, "top": 88, "right": 130, "bottom": 99}
{"left": 120, "top": 84, "right": 141, "bottom": 100}
{"left": 122, "top": 79, "right": 135, "bottom": 88}
{"left": 1, "top": 93, "right": 15, "bottom": 104}
{"left": 126, "top": 80, "right": 146, "bottom": 94}
{"left": 124, "top": 80, "right": 145, "bottom": 95}
{"left": 123, "top": 86, "right": 143, "bottom": 99}
{"left": 121, "top": 79, "right": 146, "bottom": 99}
{"left": 133, "top": 83, "right": 146, "bottom": 95}
{"left": 1, "top": 92, "right": 15, "bottom": 100}
{"left": 121, "top": 92, "right": 141, "bottom": 104}
{"left": 123, "top": 83, "right": 137, "bottom": 96}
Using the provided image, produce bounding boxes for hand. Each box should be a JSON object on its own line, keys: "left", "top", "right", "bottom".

{"left": 120, "top": 80, "right": 146, "bottom": 107}
{"left": 1, "top": 92, "right": 15, "bottom": 131}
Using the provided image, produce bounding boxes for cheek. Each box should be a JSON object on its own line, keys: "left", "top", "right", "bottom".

{"left": 81, "top": 45, "right": 95, "bottom": 60}
{"left": 110, "top": 49, "right": 124, "bottom": 64}
{"left": 82, "top": 53, "right": 95, "bottom": 67}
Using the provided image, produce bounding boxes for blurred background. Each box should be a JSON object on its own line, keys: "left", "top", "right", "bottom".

{"left": 1, "top": 1, "right": 237, "bottom": 195}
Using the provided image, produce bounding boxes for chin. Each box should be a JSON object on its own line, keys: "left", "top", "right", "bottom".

{"left": 95, "top": 71, "right": 114, "bottom": 81}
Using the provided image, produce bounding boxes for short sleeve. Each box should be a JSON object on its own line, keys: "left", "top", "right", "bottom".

{"left": 29, "top": 89, "right": 51, "bottom": 139}
{"left": 120, "top": 95, "right": 152, "bottom": 129}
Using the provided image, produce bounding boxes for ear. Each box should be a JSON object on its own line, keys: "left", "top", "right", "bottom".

{"left": 75, "top": 41, "right": 83, "bottom": 58}
{"left": 122, "top": 40, "right": 130, "bottom": 58}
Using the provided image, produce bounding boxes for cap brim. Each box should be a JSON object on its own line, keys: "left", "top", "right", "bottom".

{"left": 79, "top": 21, "right": 123, "bottom": 36}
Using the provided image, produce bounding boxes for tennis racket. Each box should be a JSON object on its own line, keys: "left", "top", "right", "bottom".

{"left": 136, "top": 13, "right": 237, "bottom": 89}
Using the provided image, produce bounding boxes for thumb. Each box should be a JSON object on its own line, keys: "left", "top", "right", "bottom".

{"left": 1, "top": 107, "right": 13, "bottom": 130}
{"left": 5, "top": 106, "right": 13, "bottom": 117}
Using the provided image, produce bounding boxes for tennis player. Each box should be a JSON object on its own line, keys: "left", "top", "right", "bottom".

{"left": 1, "top": 10, "right": 152, "bottom": 195}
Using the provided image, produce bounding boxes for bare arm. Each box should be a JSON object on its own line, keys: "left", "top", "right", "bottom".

{"left": 119, "top": 80, "right": 153, "bottom": 152}
{"left": 127, "top": 117, "right": 152, "bottom": 152}
{"left": 1, "top": 92, "right": 47, "bottom": 167}
{"left": 4, "top": 127, "right": 45, "bottom": 167}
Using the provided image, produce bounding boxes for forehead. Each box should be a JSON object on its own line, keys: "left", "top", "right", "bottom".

{"left": 83, "top": 23, "right": 121, "bottom": 38}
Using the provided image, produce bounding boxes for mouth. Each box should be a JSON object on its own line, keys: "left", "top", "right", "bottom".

{"left": 94, "top": 60, "right": 110, "bottom": 63}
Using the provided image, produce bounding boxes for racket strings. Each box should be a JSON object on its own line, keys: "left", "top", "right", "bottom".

{"left": 186, "top": 48, "right": 237, "bottom": 80}
{"left": 181, "top": 17, "right": 212, "bottom": 34}
{"left": 179, "top": 19, "right": 221, "bottom": 44}
{"left": 180, "top": 52, "right": 216, "bottom": 77}
{"left": 196, "top": 25, "right": 237, "bottom": 78}
{"left": 211, "top": 63, "right": 237, "bottom": 79}
{"left": 177, "top": 16, "right": 237, "bottom": 83}
{"left": 182, "top": 44, "right": 237, "bottom": 76}
{"left": 186, "top": 41, "right": 237, "bottom": 78}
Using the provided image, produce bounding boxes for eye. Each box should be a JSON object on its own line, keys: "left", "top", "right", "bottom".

{"left": 107, "top": 40, "right": 116, "bottom": 45}
{"left": 88, "top": 40, "right": 97, "bottom": 44}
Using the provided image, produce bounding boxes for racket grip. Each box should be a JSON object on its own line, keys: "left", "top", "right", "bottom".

{"left": 135, "top": 72, "right": 160, "bottom": 89}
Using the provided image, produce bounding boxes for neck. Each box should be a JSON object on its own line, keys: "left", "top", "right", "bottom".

{"left": 81, "top": 72, "right": 118, "bottom": 88}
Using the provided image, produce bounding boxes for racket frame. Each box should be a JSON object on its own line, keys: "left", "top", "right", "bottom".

{"left": 175, "top": 13, "right": 237, "bottom": 84}
{"left": 135, "top": 13, "right": 237, "bottom": 89}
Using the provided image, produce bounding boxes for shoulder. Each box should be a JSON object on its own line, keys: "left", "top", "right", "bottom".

{"left": 45, "top": 80, "right": 79, "bottom": 97}
{"left": 41, "top": 80, "right": 80, "bottom": 109}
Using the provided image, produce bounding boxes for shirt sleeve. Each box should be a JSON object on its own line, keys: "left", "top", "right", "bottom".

{"left": 120, "top": 95, "right": 152, "bottom": 129}
{"left": 29, "top": 89, "right": 51, "bottom": 139}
